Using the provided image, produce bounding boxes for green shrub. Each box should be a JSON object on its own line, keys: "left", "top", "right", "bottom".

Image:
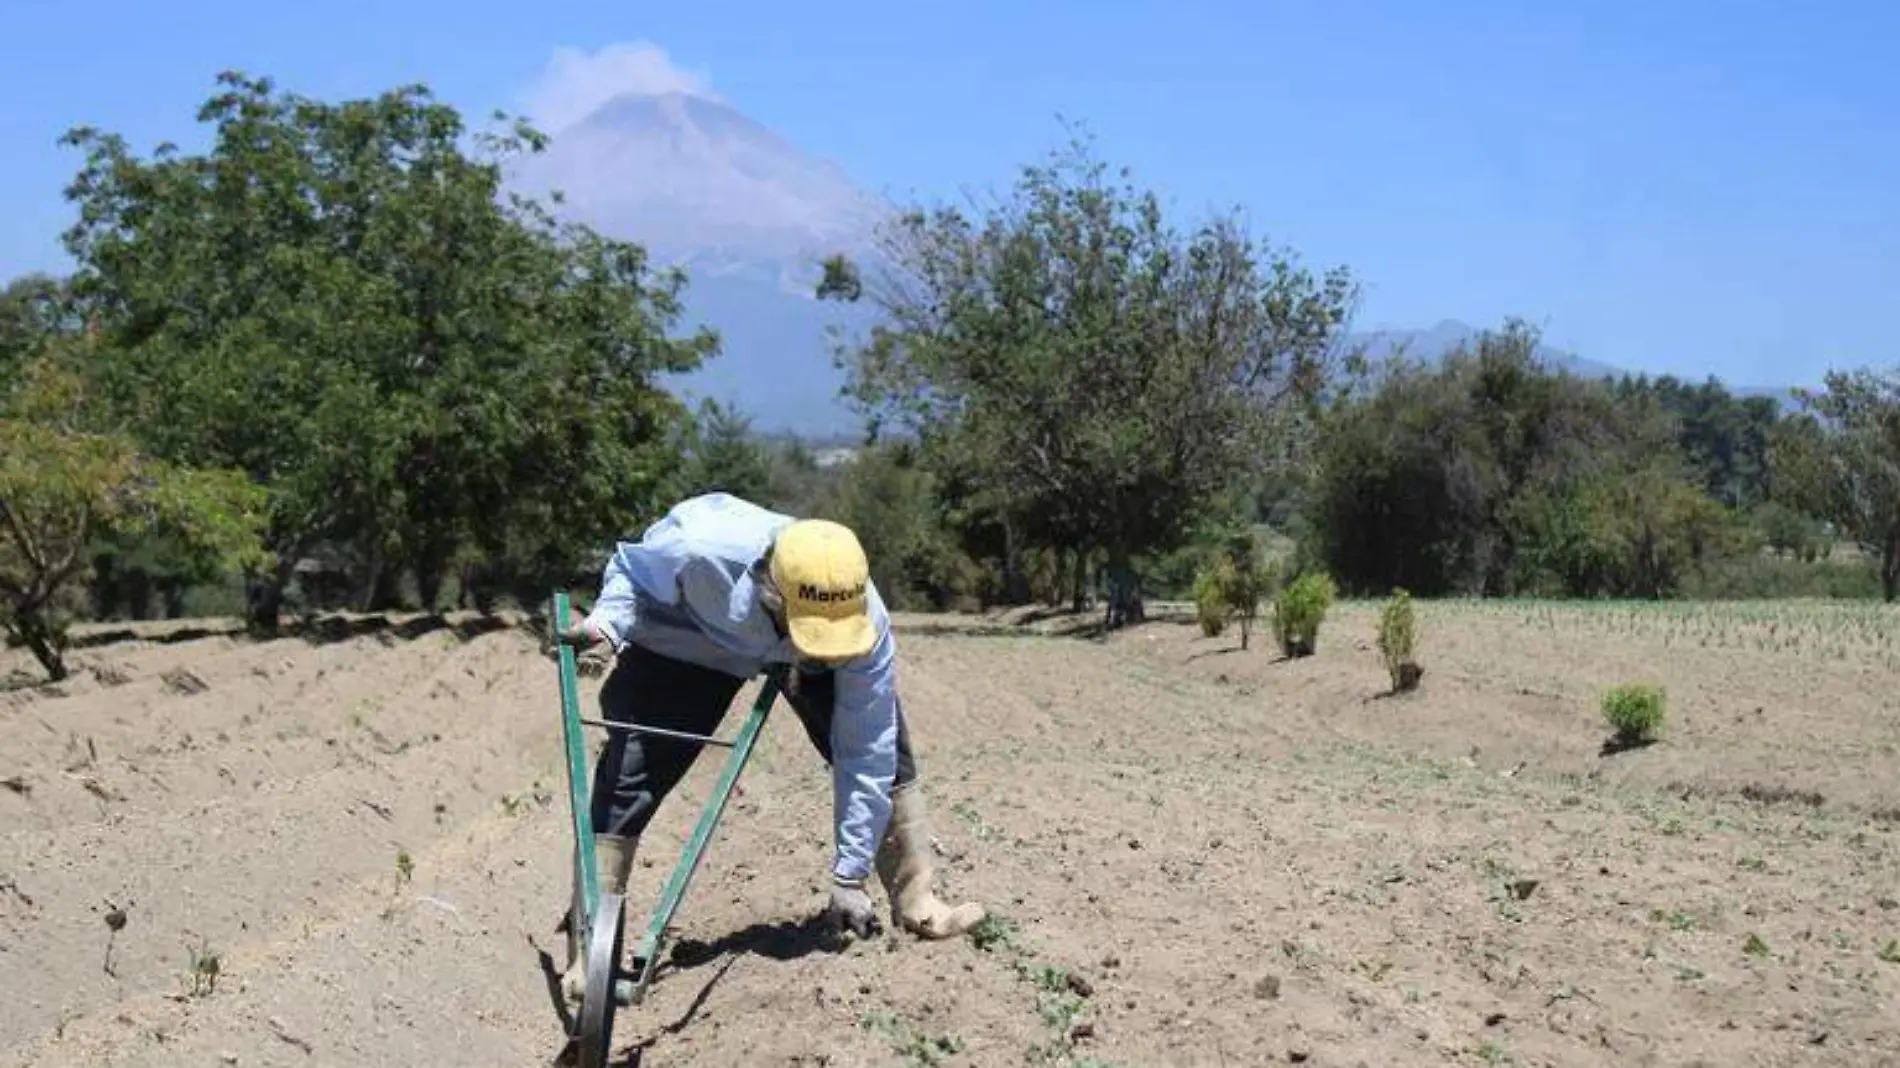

{"left": 1273, "top": 571, "right": 1336, "bottom": 658}
{"left": 1377, "top": 589, "right": 1422, "bottom": 691}
{"left": 1601, "top": 683, "right": 1666, "bottom": 747}
{"left": 1192, "top": 559, "right": 1232, "bottom": 637}
{"left": 1222, "top": 531, "right": 1268, "bottom": 649}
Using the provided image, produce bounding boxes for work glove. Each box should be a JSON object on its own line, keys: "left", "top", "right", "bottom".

{"left": 825, "top": 875, "right": 881, "bottom": 940}
{"left": 545, "top": 615, "right": 611, "bottom": 669}
{"left": 555, "top": 621, "right": 601, "bottom": 648}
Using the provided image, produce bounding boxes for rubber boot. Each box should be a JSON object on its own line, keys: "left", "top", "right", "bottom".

{"left": 875, "top": 783, "right": 987, "bottom": 939}
{"left": 561, "top": 834, "right": 635, "bottom": 1002}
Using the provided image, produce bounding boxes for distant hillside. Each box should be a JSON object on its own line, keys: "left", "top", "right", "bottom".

{"left": 506, "top": 95, "right": 1800, "bottom": 436}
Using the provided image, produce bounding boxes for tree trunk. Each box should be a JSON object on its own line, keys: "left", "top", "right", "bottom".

{"left": 1069, "top": 550, "right": 1089, "bottom": 614}
{"left": 159, "top": 579, "right": 187, "bottom": 619}
{"left": 11, "top": 609, "right": 67, "bottom": 682}
{"left": 1001, "top": 517, "right": 1030, "bottom": 604}
{"left": 244, "top": 552, "right": 299, "bottom": 637}
{"left": 416, "top": 566, "right": 444, "bottom": 614}
{"left": 1883, "top": 527, "right": 1899, "bottom": 604}
{"left": 410, "top": 533, "right": 454, "bottom": 613}
{"left": 126, "top": 569, "right": 153, "bottom": 621}
{"left": 1103, "top": 551, "right": 1145, "bottom": 630}
{"left": 89, "top": 554, "right": 119, "bottom": 620}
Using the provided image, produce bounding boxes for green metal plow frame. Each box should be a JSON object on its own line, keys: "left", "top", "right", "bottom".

{"left": 552, "top": 591, "right": 781, "bottom": 1011}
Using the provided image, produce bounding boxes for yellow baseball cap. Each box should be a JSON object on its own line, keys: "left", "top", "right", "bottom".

{"left": 769, "top": 518, "right": 876, "bottom": 662}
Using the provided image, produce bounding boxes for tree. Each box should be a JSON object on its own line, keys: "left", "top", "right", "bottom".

{"left": 1, "top": 351, "right": 266, "bottom": 679}
{"left": 1310, "top": 324, "right": 1618, "bottom": 595}
{"left": 1529, "top": 458, "right": 1738, "bottom": 598}
{"left": 682, "top": 399, "right": 776, "bottom": 503}
{"left": 1610, "top": 373, "right": 1780, "bottom": 508}
{"left": 1, "top": 273, "right": 80, "bottom": 380}
{"left": 1307, "top": 322, "right": 1740, "bottom": 599}
{"left": 812, "top": 443, "right": 978, "bottom": 611}
{"left": 819, "top": 130, "right": 1356, "bottom": 627}
{"left": 57, "top": 71, "right": 711, "bottom": 628}
{"left": 1776, "top": 369, "right": 1900, "bottom": 601}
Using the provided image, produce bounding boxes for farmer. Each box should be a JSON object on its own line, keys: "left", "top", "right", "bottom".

{"left": 552, "top": 492, "right": 987, "bottom": 999}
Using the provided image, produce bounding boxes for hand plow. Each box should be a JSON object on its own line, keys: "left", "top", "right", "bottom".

{"left": 550, "top": 591, "right": 780, "bottom": 1068}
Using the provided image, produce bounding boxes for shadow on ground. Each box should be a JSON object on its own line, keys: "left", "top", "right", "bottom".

{"left": 533, "top": 915, "right": 841, "bottom": 1067}
{"left": 50, "top": 610, "right": 522, "bottom": 652}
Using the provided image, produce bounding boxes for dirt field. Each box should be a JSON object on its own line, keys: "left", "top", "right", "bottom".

{"left": 3, "top": 598, "right": 1897, "bottom": 1067}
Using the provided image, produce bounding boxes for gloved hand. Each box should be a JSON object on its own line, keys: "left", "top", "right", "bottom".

{"left": 545, "top": 615, "right": 611, "bottom": 667}
{"left": 826, "top": 876, "right": 880, "bottom": 939}
{"left": 555, "top": 616, "right": 602, "bottom": 646}
{"left": 547, "top": 611, "right": 604, "bottom": 650}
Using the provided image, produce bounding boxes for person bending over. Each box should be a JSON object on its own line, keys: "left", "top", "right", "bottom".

{"left": 554, "top": 492, "right": 986, "bottom": 999}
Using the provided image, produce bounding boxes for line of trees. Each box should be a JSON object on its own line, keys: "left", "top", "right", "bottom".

{"left": 5, "top": 73, "right": 1896, "bottom": 680}
{"left": 1303, "top": 325, "right": 1898, "bottom": 601}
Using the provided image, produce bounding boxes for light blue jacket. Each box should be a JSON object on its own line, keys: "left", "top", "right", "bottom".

{"left": 580, "top": 492, "right": 899, "bottom": 883}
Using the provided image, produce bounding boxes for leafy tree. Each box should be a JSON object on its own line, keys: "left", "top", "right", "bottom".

{"left": 1, "top": 350, "right": 266, "bottom": 679}
{"left": 1611, "top": 374, "right": 1780, "bottom": 509}
{"left": 1309, "top": 326, "right": 1525, "bottom": 594}
{"left": 819, "top": 130, "right": 1356, "bottom": 627}
{"left": 1307, "top": 321, "right": 1736, "bottom": 598}
{"left": 1, "top": 273, "right": 81, "bottom": 380}
{"left": 681, "top": 399, "right": 777, "bottom": 503}
{"left": 1520, "top": 452, "right": 1740, "bottom": 592}
{"left": 57, "top": 71, "right": 710, "bottom": 627}
{"left": 1775, "top": 369, "right": 1900, "bottom": 601}
{"left": 811, "top": 443, "right": 977, "bottom": 611}
{"left": 1748, "top": 500, "right": 1825, "bottom": 562}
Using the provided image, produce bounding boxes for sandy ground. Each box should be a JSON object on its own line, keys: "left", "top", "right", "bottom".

{"left": 2, "top": 599, "right": 1897, "bottom": 1067}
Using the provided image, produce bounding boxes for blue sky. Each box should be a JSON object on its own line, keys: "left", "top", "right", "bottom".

{"left": 2, "top": 0, "right": 1893, "bottom": 388}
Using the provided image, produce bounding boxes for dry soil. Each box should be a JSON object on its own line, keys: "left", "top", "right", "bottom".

{"left": 2, "top": 598, "right": 1897, "bottom": 1067}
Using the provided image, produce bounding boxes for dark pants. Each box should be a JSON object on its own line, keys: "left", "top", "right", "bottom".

{"left": 589, "top": 642, "right": 919, "bottom": 841}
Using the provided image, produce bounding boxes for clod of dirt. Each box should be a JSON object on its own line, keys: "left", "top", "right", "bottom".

{"left": 1, "top": 774, "right": 28, "bottom": 795}
{"left": 104, "top": 907, "right": 127, "bottom": 932}
{"left": 1508, "top": 879, "right": 1539, "bottom": 901}
{"left": 1066, "top": 972, "right": 1094, "bottom": 998}
{"left": 1070, "top": 1020, "right": 1095, "bottom": 1041}
{"left": 1485, "top": 1012, "right": 1507, "bottom": 1026}
{"left": 1288, "top": 1051, "right": 1310, "bottom": 1063}
{"left": 1101, "top": 955, "right": 1122, "bottom": 969}
{"left": 1254, "top": 975, "right": 1282, "bottom": 1000}
{"left": 160, "top": 669, "right": 209, "bottom": 696}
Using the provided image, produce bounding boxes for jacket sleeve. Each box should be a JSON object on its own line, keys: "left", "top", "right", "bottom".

{"left": 825, "top": 582, "right": 901, "bottom": 884}
{"left": 581, "top": 553, "right": 639, "bottom": 653}
{"left": 581, "top": 511, "right": 695, "bottom": 651}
